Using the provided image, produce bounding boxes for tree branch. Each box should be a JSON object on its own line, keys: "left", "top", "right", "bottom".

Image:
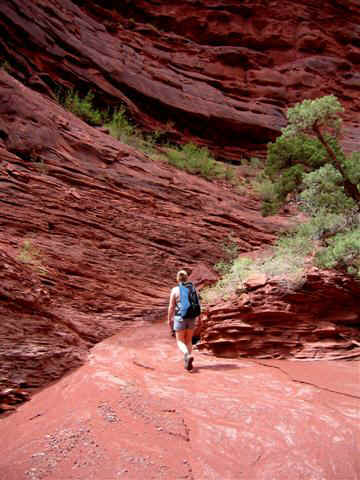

{"left": 313, "top": 123, "right": 360, "bottom": 204}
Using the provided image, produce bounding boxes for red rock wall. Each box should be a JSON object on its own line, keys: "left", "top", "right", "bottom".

{"left": 0, "top": 249, "right": 88, "bottom": 411}
{"left": 0, "top": 1, "right": 359, "bottom": 407}
{"left": 199, "top": 269, "right": 360, "bottom": 360}
{"left": 0, "top": 0, "right": 359, "bottom": 160}
{"left": 0, "top": 70, "right": 283, "bottom": 407}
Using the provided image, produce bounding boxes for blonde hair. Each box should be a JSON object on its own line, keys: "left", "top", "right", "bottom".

{"left": 176, "top": 269, "right": 188, "bottom": 283}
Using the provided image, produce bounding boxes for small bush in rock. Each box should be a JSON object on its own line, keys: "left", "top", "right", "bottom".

{"left": 61, "top": 89, "right": 104, "bottom": 126}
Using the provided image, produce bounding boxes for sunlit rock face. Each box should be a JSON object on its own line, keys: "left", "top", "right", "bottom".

{"left": 199, "top": 269, "right": 360, "bottom": 360}
{"left": 0, "top": 0, "right": 359, "bottom": 409}
{"left": 0, "top": 71, "right": 283, "bottom": 408}
{"left": 1, "top": 326, "right": 359, "bottom": 479}
{"left": 0, "top": 0, "right": 359, "bottom": 160}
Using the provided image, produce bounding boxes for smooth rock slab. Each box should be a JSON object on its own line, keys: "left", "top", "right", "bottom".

{"left": 0, "top": 323, "right": 359, "bottom": 480}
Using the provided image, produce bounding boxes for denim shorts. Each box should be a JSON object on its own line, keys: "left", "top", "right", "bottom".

{"left": 173, "top": 315, "right": 196, "bottom": 331}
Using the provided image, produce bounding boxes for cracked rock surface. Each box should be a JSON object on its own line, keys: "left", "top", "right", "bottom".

{"left": 0, "top": 322, "right": 359, "bottom": 479}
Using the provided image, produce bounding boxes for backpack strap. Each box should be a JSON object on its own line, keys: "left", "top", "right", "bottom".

{"left": 178, "top": 282, "right": 191, "bottom": 318}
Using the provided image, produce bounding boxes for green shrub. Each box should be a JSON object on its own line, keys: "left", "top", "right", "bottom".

{"left": 17, "top": 240, "right": 47, "bottom": 275}
{"left": 230, "top": 257, "right": 254, "bottom": 282}
{"left": 166, "top": 143, "right": 238, "bottom": 182}
{"left": 206, "top": 239, "right": 309, "bottom": 304}
{"left": 249, "top": 157, "right": 263, "bottom": 168}
{"left": 56, "top": 89, "right": 240, "bottom": 186}
{"left": 60, "top": 89, "right": 104, "bottom": 125}
{"left": 166, "top": 147, "right": 186, "bottom": 169}
{"left": 283, "top": 95, "right": 344, "bottom": 138}
{"left": 299, "top": 164, "right": 356, "bottom": 216}
{"left": 105, "top": 108, "right": 167, "bottom": 154}
{"left": 223, "top": 235, "right": 239, "bottom": 260}
{"left": 105, "top": 106, "right": 136, "bottom": 142}
{"left": 275, "top": 231, "right": 313, "bottom": 257}
{"left": 58, "top": 91, "right": 160, "bottom": 154}
{"left": 258, "top": 95, "right": 360, "bottom": 278}
{"left": 224, "top": 165, "right": 237, "bottom": 183}
{"left": 263, "top": 95, "right": 359, "bottom": 216}
{"left": 166, "top": 143, "right": 213, "bottom": 177}
{"left": 252, "top": 175, "right": 279, "bottom": 214}
{"left": 214, "top": 260, "right": 232, "bottom": 276}
{"left": 214, "top": 235, "right": 239, "bottom": 275}
{"left": 344, "top": 151, "right": 360, "bottom": 186}
{"left": 316, "top": 228, "right": 360, "bottom": 275}
{"left": 203, "top": 257, "right": 254, "bottom": 304}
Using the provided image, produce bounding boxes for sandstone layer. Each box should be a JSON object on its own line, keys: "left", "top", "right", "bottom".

{"left": 0, "top": 0, "right": 359, "bottom": 412}
{"left": 0, "top": 0, "right": 359, "bottom": 160}
{"left": 199, "top": 268, "right": 360, "bottom": 360}
{"left": 0, "top": 70, "right": 284, "bottom": 407}
{"left": 0, "top": 323, "right": 359, "bottom": 480}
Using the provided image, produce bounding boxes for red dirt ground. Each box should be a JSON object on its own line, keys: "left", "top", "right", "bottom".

{"left": 0, "top": 321, "right": 359, "bottom": 480}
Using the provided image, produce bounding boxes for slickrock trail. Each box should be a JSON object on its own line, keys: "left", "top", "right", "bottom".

{"left": 1, "top": 322, "right": 359, "bottom": 480}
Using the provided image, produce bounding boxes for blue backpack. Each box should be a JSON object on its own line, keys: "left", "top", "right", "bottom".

{"left": 178, "top": 282, "right": 201, "bottom": 319}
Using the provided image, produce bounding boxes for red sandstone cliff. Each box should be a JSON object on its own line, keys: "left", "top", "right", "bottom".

{"left": 0, "top": 0, "right": 359, "bottom": 160}
{"left": 0, "top": 70, "right": 284, "bottom": 408}
{"left": 0, "top": 1, "right": 359, "bottom": 410}
{"left": 198, "top": 268, "right": 360, "bottom": 360}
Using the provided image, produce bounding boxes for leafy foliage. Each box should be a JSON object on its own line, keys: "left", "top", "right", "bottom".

{"left": 61, "top": 89, "right": 104, "bottom": 125}
{"left": 258, "top": 95, "right": 360, "bottom": 276}
{"left": 57, "top": 90, "right": 239, "bottom": 184}
{"left": 316, "top": 228, "right": 360, "bottom": 274}
{"left": 282, "top": 95, "right": 344, "bottom": 137}
{"left": 166, "top": 143, "right": 238, "bottom": 182}
{"left": 214, "top": 235, "right": 239, "bottom": 275}
{"left": 266, "top": 135, "right": 327, "bottom": 178}
{"left": 299, "top": 164, "right": 356, "bottom": 216}
{"left": 203, "top": 241, "right": 308, "bottom": 305}
{"left": 344, "top": 151, "right": 360, "bottom": 185}
{"left": 262, "top": 96, "right": 359, "bottom": 213}
{"left": 106, "top": 106, "right": 135, "bottom": 141}
{"left": 166, "top": 143, "right": 215, "bottom": 177}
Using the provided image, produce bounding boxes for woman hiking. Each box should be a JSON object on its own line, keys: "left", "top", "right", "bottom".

{"left": 167, "top": 270, "right": 200, "bottom": 371}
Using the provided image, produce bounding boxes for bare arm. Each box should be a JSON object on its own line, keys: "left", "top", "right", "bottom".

{"left": 167, "top": 289, "right": 176, "bottom": 328}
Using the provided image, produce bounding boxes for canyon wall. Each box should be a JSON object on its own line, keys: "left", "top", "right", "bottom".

{"left": 0, "top": 0, "right": 359, "bottom": 160}
{"left": 198, "top": 269, "right": 360, "bottom": 360}
{"left": 0, "top": 1, "right": 359, "bottom": 409}
{"left": 0, "top": 70, "right": 284, "bottom": 408}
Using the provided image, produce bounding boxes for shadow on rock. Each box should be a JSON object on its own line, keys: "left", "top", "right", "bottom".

{"left": 195, "top": 363, "right": 241, "bottom": 371}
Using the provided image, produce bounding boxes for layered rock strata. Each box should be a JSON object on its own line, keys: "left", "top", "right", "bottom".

{"left": 0, "top": 249, "right": 88, "bottom": 408}
{"left": 0, "top": 70, "right": 283, "bottom": 407}
{"left": 0, "top": 0, "right": 359, "bottom": 159}
{"left": 0, "top": 0, "right": 359, "bottom": 409}
{"left": 199, "top": 269, "right": 360, "bottom": 360}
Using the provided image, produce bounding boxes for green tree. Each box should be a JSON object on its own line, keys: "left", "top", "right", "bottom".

{"left": 261, "top": 95, "right": 360, "bottom": 276}
{"left": 263, "top": 95, "right": 360, "bottom": 214}
{"left": 283, "top": 95, "right": 360, "bottom": 203}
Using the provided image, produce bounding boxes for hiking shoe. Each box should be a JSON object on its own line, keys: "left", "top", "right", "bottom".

{"left": 184, "top": 353, "right": 189, "bottom": 370}
{"left": 184, "top": 353, "right": 193, "bottom": 371}
{"left": 187, "top": 355, "right": 194, "bottom": 371}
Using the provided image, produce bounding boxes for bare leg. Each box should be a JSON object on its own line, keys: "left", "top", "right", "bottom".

{"left": 175, "top": 330, "right": 189, "bottom": 356}
{"left": 185, "top": 329, "right": 194, "bottom": 356}
{"left": 184, "top": 329, "right": 194, "bottom": 370}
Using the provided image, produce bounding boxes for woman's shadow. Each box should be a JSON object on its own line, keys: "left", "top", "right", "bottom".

{"left": 191, "top": 363, "right": 241, "bottom": 373}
